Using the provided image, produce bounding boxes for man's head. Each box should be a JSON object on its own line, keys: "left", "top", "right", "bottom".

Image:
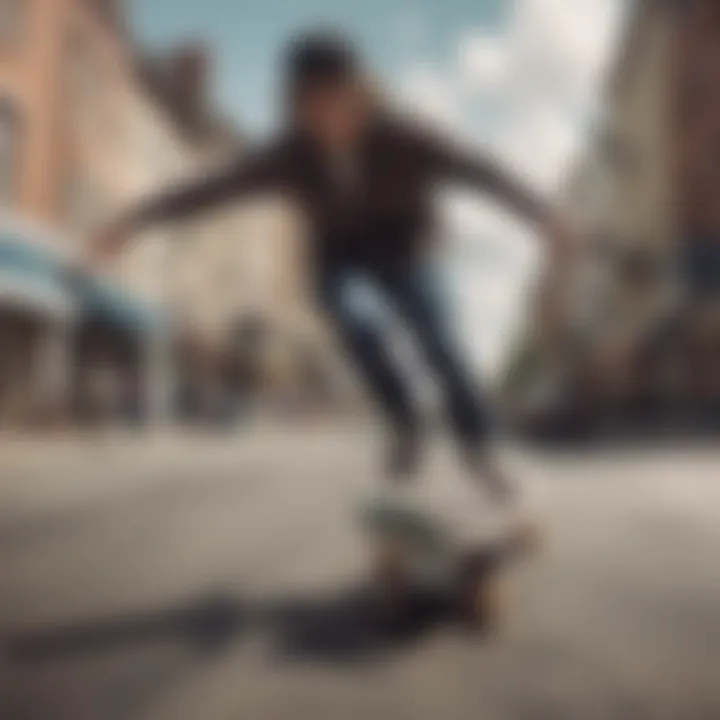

{"left": 284, "top": 32, "right": 373, "bottom": 149}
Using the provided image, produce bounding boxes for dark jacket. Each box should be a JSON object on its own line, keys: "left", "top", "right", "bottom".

{"left": 136, "top": 114, "right": 547, "bottom": 269}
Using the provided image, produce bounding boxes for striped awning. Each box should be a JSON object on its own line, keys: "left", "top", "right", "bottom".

{"left": 0, "top": 224, "right": 168, "bottom": 334}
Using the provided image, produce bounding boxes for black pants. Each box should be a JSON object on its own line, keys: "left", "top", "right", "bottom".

{"left": 317, "top": 260, "right": 492, "bottom": 450}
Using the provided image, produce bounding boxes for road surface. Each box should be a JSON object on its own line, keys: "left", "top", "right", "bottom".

{"left": 1, "top": 426, "right": 720, "bottom": 719}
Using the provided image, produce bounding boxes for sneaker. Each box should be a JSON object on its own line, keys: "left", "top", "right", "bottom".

{"left": 468, "top": 451, "right": 518, "bottom": 507}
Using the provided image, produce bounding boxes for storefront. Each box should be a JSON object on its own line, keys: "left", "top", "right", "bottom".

{"left": 0, "top": 222, "right": 175, "bottom": 430}
{"left": 73, "top": 274, "right": 173, "bottom": 427}
{"left": 0, "top": 228, "right": 76, "bottom": 429}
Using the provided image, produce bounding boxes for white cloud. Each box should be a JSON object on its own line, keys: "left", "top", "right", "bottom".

{"left": 400, "top": 0, "right": 624, "bottom": 186}
{"left": 399, "top": 65, "right": 464, "bottom": 130}
{"left": 512, "top": 0, "right": 622, "bottom": 109}
{"left": 396, "top": 0, "right": 624, "bottom": 379}
{"left": 457, "top": 34, "right": 509, "bottom": 93}
{"left": 495, "top": 104, "right": 579, "bottom": 190}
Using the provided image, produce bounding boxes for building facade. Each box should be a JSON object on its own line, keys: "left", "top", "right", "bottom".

{"left": 669, "top": 0, "right": 720, "bottom": 407}
{"left": 164, "top": 143, "right": 348, "bottom": 417}
{"left": 525, "top": 0, "right": 720, "bottom": 431}
{"left": 0, "top": 0, "right": 192, "bottom": 427}
{"left": 145, "top": 46, "right": 353, "bottom": 418}
{"left": 567, "top": 0, "right": 676, "bottom": 408}
{"left": 674, "top": 0, "right": 720, "bottom": 246}
{"left": 0, "top": 0, "right": 356, "bottom": 429}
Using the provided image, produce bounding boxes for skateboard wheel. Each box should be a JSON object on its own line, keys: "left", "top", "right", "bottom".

{"left": 463, "top": 569, "right": 507, "bottom": 630}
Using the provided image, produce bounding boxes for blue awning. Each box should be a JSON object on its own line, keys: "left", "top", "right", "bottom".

{"left": 0, "top": 227, "right": 168, "bottom": 334}
{"left": 0, "top": 231, "right": 75, "bottom": 318}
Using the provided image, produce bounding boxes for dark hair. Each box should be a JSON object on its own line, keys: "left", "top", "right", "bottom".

{"left": 285, "top": 31, "right": 361, "bottom": 97}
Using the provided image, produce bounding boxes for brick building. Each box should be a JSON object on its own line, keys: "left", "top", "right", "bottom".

{"left": 0, "top": 1, "right": 346, "bottom": 428}
{"left": 674, "top": 0, "right": 720, "bottom": 246}
{"left": 0, "top": 0, "right": 195, "bottom": 426}
{"left": 0, "top": 0, "right": 135, "bottom": 426}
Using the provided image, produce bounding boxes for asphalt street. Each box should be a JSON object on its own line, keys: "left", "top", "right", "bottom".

{"left": 1, "top": 426, "right": 720, "bottom": 719}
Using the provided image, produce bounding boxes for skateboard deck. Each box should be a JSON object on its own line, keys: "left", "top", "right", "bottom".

{"left": 362, "top": 495, "right": 539, "bottom": 628}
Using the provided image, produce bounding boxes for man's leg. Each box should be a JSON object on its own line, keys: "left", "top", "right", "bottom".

{"left": 317, "top": 265, "right": 422, "bottom": 477}
{"left": 381, "top": 262, "right": 515, "bottom": 503}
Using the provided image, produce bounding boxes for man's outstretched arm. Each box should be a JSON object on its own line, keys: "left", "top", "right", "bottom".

{"left": 92, "top": 144, "right": 286, "bottom": 261}
{"left": 409, "top": 121, "right": 580, "bottom": 334}
{"left": 413, "top": 124, "right": 548, "bottom": 224}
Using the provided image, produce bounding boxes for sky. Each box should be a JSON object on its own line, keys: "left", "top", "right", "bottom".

{"left": 132, "top": 0, "right": 626, "bottom": 379}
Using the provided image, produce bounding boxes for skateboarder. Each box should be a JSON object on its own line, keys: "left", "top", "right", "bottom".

{"left": 91, "top": 32, "right": 575, "bottom": 503}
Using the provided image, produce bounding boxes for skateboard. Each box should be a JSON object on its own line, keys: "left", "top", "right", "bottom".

{"left": 362, "top": 497, "right": 540, "bottom": 630}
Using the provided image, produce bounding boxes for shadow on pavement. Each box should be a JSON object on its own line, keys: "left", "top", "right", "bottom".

{"left": 4, "top": 595, "right": 248, "bottom": 661}
{"left": 4, "top": 584, "right": 470, "bottom": 669}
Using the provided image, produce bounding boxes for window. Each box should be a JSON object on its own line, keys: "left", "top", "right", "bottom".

{"left": 0, "top": 0, "right": 23, "bottom": 47}
{"left": 0, "top": 99, "right": 20, "bottom": 204}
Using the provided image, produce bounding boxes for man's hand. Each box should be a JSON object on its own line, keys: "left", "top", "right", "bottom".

{"left": 542, "top": 212, "right": 579, "bottom": 268}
